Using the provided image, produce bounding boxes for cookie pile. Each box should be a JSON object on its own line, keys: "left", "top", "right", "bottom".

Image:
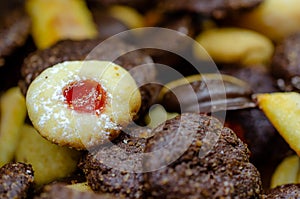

{"left": 1, "top": 0, "right": 300, "bottom": 198}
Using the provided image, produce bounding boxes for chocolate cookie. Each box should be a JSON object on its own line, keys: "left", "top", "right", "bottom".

{"left": 19, "top": 38, "right": 159, "bottom": 117}
{"left": 0, "top": 162, "right": 34, "bottom": 199}
{"left": 0, "top": 6, "right": 31, "bottom": 66}
{"left": 79, "top": 128, "right": 149, "bottom": 199}
{"left": 34, "top": 183, "right": 117, "bottom": 199}
{"left": 271, "top": 32, "right": 300, "bottom": 91}
{"left": 158, "top": 0, "right": 263, "bottom": 19}
{"left": 144, "top": 113, "right": 262, "bottom": 198}
{"left": 264, "top": 184, "right": 300, "bottom": 198}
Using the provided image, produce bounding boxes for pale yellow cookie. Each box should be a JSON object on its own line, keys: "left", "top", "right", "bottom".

{"left": 26, "top": 60, "right": 141, "bottom": 149}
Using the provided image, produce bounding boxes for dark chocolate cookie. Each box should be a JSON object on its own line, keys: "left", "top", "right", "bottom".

{"left": 158, "top": 0, "right": 263, "bottom": 19}
{"left": 79, "top": 129, "right": 149, "bottom": 199}
{"left": 0, "top": 162, "right": 34, "bottom": 199}
{"left": 271, "top": 32, "right": 300, "bottom": 91}
{"left": 0, "top": 6, "right": 31, "bottom": 66}
{"left": 264, "top": 184, "right": 300, "bottom": 198}
{"left": 34, "top": 183, "right": 117, "bottom": 199}
{"left": 19, "top": 38, "right": 159, "bottom": 117}
{"left": 144, "top": 113, "right": 262, "bottom": 198}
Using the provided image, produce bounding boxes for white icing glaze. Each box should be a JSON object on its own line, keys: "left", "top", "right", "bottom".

{"left": 26, "top": 60, "right": 141, "bottom": 149}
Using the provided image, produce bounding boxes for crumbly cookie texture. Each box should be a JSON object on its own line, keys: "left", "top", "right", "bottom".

{"left": 26, "top": 60, "right": 141, "bottom": 149}
{"left": 0, "top": 162, "right": 34, "bottom": 199}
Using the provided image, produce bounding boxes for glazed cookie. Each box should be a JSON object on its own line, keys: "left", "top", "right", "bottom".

{"left": 144, "top": 113, "right": 262, "bottom": 198}
{"left": 0, "top": 162, "right": 34, "bottom": 199}
{"left": 26, "top": 60, "right": 141, "bottom": 149}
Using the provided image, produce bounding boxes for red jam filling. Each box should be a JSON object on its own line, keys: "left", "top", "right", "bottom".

{"left": 63, "top": 79, "right": 107, "bottom": 115}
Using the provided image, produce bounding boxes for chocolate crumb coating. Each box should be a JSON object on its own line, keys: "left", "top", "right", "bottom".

{"left": 144, "top": 113, "right": 262, "bottom": 198}
{"left": 0, "top": 162, "right": 34, "bottom": 199}
{"left": 264, "top": 184, "right": 300, "bottom": 198}
{"left": 0, "top": 6, "right": 31, "bottom": 65}
{"left": 19, "top": 38, "right": 159, "bottom": 116}
{"left": 79, "top": 128, "right": 149, "bottom": 199}
{"left": 158, "top": 0, "right": 263, "bottom": 19}
{"left": 271, "top": 32, "right": 300, "bottom": 91}
{"left": 34, "top": 183, "right": 117, "bottom": 199}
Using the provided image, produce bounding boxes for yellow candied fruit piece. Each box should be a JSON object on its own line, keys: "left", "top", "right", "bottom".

{"left": 0, "top": 87, "right": 26, "bottom": 167}
{"left": 256, "top": 92, "right": 300, "bottom": 156}
{"left": 271, "top": 155, "right": 300, "bottom": 188}
{"left": 145, "top": 105, "right": 178, "bottom": 129}
{"left": 26, "top": 0, "right": 98, "bottom": 49}
{"left": 67, "top": 182, "right": 92, "bottom": 192}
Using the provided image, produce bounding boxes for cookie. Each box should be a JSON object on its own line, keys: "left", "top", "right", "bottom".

{"left": 0, "top": 162, "right": 34, "bottom": 199}
{"left": 144, "top": 113, "right": 262, "bottom": 198}
{"left": 79, "top": 128, "right": 149, "bottom": 198}
{"left": 264, "top": 184, "right": 300, "bottom": 198}
{"left": 158, "top": 0, "right": 263, "bottom": 19}
{"left": 0, "top": 6, "right": 31, "bottom": 65}
{"left": 19, "top": 38, "right": 159, "bottom": 117}
{"left": 26, "top": 60, "right": 141, "bottom": 149}
{"left": 271, "top": 32, "right": 300, "bottom": 91}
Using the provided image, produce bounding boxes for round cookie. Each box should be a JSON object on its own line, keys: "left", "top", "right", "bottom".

{"left": 19, "top": 39, "right": 159, "bottom": 117}
{"left": 26, "top": 60, "right": 141, "bottom": 149}
{"left": 79, "top": 128, "right": 149, "bottom": 199}
{"left": 144, "top": 113, "right": 262, "bottom": 198}
{"left": 0, "top": 162, "right": 34, "bottom": 199}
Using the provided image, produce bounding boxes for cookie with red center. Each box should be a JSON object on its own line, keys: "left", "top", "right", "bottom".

{"left": 26, "top": 60, "right": 141, "bottom": 149}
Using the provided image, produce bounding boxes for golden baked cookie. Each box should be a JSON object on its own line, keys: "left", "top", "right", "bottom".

{"left": 26, "top": 60, "right": 141, "bottom": 149}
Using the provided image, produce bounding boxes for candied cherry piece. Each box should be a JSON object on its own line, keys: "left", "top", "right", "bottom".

{"left": 63, "top": 79, "right": 106, "bottom": 115}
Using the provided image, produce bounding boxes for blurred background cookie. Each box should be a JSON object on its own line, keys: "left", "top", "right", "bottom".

{"left": 157, "top": 0, "right": 263, "bottom": 19}
{"left": 271, "top": 32, "right": 300, "bottom": 92}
